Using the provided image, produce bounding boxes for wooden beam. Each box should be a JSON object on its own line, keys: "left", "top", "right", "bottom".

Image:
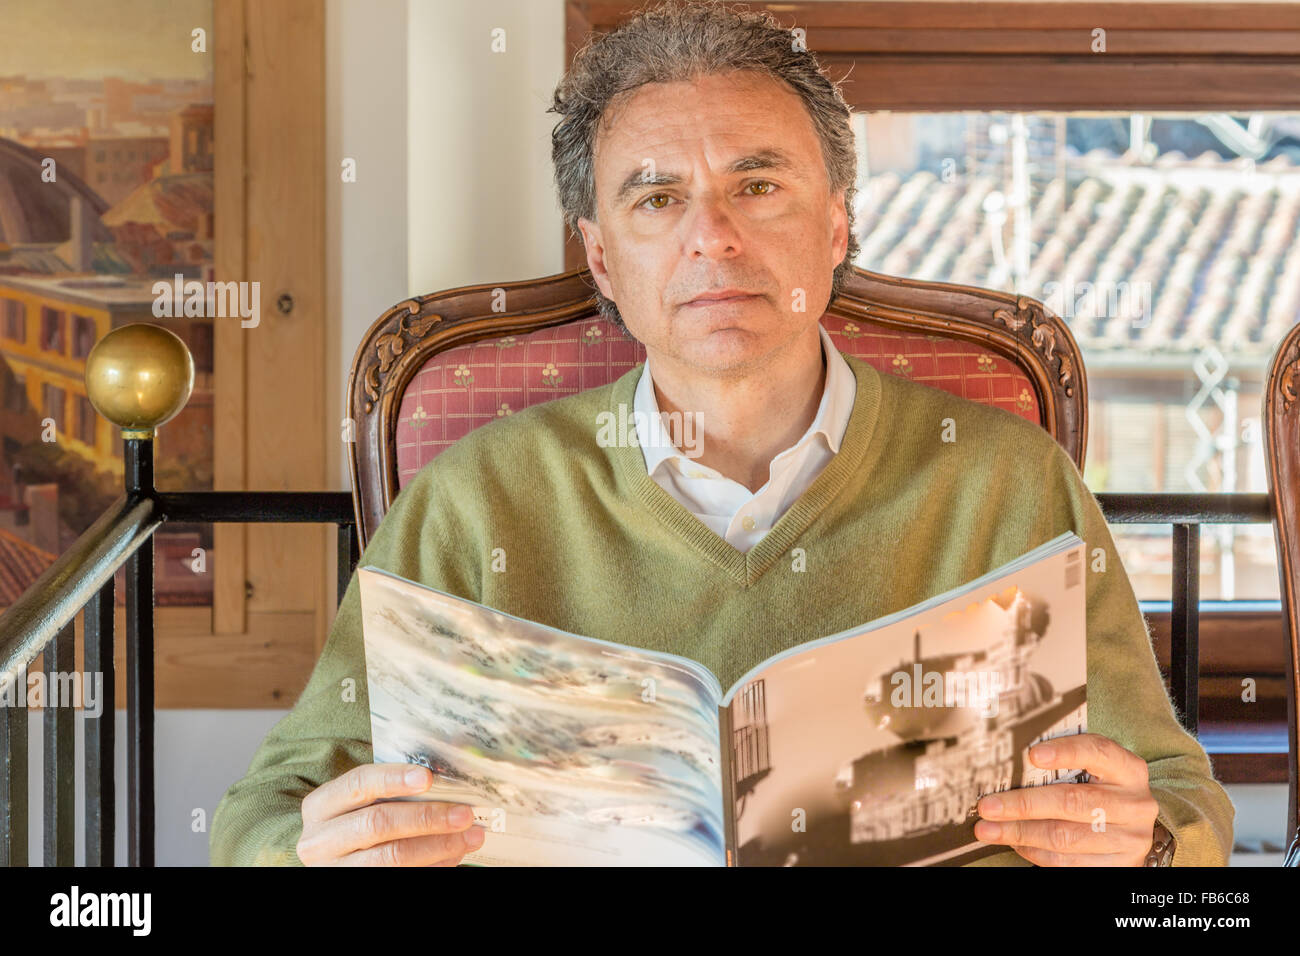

{"left": 574, "top": 1, "right": 1300, "bottom": 36}
{"left": 821, "top": 55, "right": 1300, "bottom": 111}
{"left": 242, "top": 0, "right": 328, "bottom": 647}
{"left": 213, "top": 0, "right": 248, "bottom": 636}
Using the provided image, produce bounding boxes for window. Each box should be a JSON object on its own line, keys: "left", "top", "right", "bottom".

{"left": 1097, "top": 402, "right": 1160, "bottom": 492}
{"left": 41, "top": 383, "right": 65, "bottom": 426}
{"left": 1, "top": 298, "right": 24, "bottom": 342}
{"left": 77, "top": 394, "right": 97, "bottom": 446}
{"left": 850, "top": 110, "right": 1300, "bottom": 599}
{"left": 72, "top": 314, "right": 97, "bottom": 359}
{"left": 39, "top": 306, "right": 65, "bottom": 353}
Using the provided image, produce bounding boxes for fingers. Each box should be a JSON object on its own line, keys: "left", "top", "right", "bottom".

{"left": 302, "top": 763, "right": 434, "bottom": 824}
{"left": 969, "top": 735, "right": 1159, "bottom": 866}
{"left": 332, "top": 826, "right": 487, "bottom": 867}
{"left": 298, "top": 798, "right": 480, "bottom": 865}
{"left": 975, "top": 816, "right": 1152, "bottom": 860}
{"left": 1028, "top": 733, "right": 1150, "bottom": 788}
{"left": 978, "top": 783, "right": 1158, "bottom": 827}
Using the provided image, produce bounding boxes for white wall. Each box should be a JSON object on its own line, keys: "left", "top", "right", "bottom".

{"left": 327, "top": 0, "right": 411, "bottom": 490}
{"left": 24, "top": 710, "right": 287, "bottom": 866}
{"left": 406, "top": 0, "right": 566, "bottom": 305}
{"left": 326, "top": 0, "right": 566, "bottom": 490}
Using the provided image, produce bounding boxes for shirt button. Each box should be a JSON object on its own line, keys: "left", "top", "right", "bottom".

{"left": 742, "top": 515, "right": 756, "bottom": 531}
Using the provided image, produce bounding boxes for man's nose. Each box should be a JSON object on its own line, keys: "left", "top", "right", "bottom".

{"left": 684, "top": 193, "right": 745, "bottom": 257}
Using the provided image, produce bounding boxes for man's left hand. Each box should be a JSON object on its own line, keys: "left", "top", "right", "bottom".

{"left": 974, "top": 732, "right": 1160, "bottom": 866}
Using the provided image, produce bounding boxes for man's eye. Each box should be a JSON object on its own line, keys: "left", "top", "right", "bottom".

{"left": 637, "top": 181, "right": 778, "bottom": 210}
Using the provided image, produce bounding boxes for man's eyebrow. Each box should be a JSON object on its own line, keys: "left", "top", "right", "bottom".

{"left": 612, "top": 148, "right": 801, "bottom": 206}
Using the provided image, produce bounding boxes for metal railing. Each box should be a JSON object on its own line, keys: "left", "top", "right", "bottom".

{"left": 1094, "top": 491, "right": 1276, "bottom": 737}
{"left": 0, "top": 434, "right": 358, "bottom": 867}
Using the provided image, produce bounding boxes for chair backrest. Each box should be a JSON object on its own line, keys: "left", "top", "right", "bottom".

{"left": 1262, "top": 321, "right": 1300, "bottom": 865}
{"left": 346, "top": 266, "right": 1088, "bottom": 548}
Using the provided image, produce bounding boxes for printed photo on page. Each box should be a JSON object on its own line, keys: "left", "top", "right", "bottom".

{"left": 725, "top": 543, "right": 1088, "bottom": 866}
{"left": 360, "top": 567, "right": 727, "bottom": 866}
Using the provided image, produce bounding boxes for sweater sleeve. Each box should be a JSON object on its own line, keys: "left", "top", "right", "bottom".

{"left": 1042, "top": 439, "right": 1235, "bottom": 866}
{"left": 209, "top": 466, "right": 467, "bottom": 866}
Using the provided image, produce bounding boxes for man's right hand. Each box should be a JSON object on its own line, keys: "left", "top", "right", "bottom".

{"left": 296, "top": 763, "right": 485, "bottom": 866}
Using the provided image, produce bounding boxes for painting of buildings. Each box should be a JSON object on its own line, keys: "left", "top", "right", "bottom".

{"left": 0, "top": 0, "right": 215, "bottom": 607}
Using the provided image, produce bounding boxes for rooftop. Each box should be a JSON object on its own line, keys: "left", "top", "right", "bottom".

{"left": 853, "top": 149, "right": 1300, "bottom": 363}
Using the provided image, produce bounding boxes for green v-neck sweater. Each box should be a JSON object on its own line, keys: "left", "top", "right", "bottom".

{"left": 210, "top": 353, "right": 1234, "bottom": 867}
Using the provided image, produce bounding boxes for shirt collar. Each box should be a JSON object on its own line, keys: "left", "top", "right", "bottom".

{"left": 633, "top": 323, "right": 855, "bottom": 479}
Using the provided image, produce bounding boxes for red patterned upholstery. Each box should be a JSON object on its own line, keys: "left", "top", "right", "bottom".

{"left": 394, "top": 313, "right": 1041, "bottom": 488}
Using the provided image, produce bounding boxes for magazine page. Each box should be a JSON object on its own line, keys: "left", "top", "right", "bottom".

{"left": 725, "top": 537, "right": 1088, "bottom": 866}
{"left": 358, "top": 566, "right": 727, "bottom": 866}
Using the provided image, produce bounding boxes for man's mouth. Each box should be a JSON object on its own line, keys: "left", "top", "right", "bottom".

{"left": 685, "top": 293, "right": 759, "bottom": 307}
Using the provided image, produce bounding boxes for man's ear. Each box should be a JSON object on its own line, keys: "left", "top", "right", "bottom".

{"left": 828, "top": 188, "right": 849, "bottom": 265}
{"left": 576, "top": 216, "right": 614, "bottom": 299}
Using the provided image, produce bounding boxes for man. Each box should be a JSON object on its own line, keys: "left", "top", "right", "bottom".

{"left": 211, "top": 0, "right": 1233, "bottom": 867}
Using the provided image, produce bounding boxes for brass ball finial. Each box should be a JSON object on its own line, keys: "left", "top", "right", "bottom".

{"left": 84, "top": 323, "right": 194, "bottom": 439}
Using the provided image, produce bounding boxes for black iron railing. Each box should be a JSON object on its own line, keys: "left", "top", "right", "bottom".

{"left": 1095, "top": 492, "right": 1275, "bottom": 736}
{"left": 0, "top": 461, "right": 1287, "bottom": 864}
{"left": 0, "top": 436, "right": 358, "bottom": 867}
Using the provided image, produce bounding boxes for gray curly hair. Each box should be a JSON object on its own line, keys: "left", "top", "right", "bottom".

{"left": 547, "top": 0, "right": 861, "bottom": 333}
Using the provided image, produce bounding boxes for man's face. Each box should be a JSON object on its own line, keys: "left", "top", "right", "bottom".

{"left": 577, "top": 70, "right": 848, "bottom": 376}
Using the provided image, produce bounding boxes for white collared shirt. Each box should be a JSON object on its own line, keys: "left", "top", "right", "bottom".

{"left": 634, "top": 323, "right": 857, "bottom": 553}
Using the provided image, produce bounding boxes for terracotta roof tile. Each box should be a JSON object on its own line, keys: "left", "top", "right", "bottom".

{"left": 0, "top": 525, "right": 55, "bottom": 607}
{"left": 855, "top": 151, "right": 1300, "bottom": 355}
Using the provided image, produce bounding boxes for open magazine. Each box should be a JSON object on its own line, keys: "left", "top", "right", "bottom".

{"left": 358, "top": 531, "right": 1088, "bottom": 867}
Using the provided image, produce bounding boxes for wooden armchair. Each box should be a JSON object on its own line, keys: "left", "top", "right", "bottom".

{"left": 1262, "top": 322, "right": 1300, "bottom": 866}
{"left": 345, "top": 265, "right": 1088, "bottom": 548}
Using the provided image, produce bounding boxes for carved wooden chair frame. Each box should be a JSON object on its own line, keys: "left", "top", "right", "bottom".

{"left": 1262, "top": 321, "right": 1300, "bottom": 865}
{"left": 345, "top": 265, "right": 1087, "bottom": 549}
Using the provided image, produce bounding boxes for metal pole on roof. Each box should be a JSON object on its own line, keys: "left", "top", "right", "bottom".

{"left": 1010, "top": 114, "right": 1032, "bottom": 293}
